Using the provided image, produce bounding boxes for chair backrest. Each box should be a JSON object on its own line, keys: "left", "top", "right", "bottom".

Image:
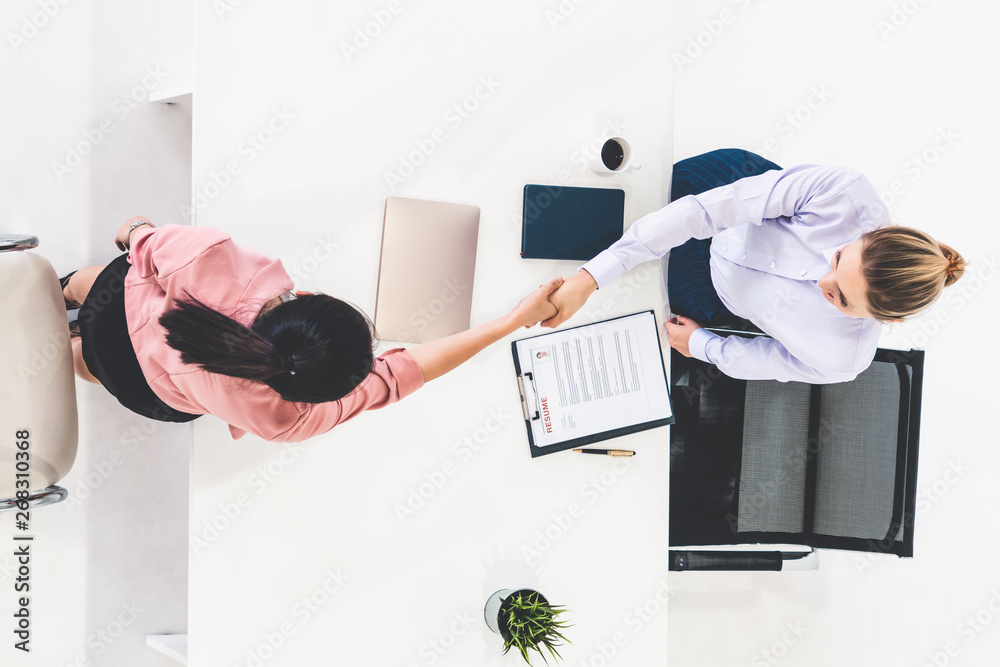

{"left": 669, "top": 333, "right": 922, "bottom": 558}
{"left": 0, "top": 243, "right": 78, "bottom": 502}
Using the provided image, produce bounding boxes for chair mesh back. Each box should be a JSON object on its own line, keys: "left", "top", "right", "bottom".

{"left": 812, "top": 363, "right": 900, "bottom": 539}
{"left": 737, "top": 383, "right": 811, "bottom": 533}
{"left": 736, "top": 363, "right": 901, "bottom": 540}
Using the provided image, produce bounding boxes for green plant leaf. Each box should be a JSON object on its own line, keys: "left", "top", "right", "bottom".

{"left": 495, "top": 599, "right": 571, "bottom": 664}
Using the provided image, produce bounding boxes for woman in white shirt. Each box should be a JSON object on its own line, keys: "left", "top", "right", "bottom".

{"left": 541, "top": 149, "right": 966, "bottom": 384}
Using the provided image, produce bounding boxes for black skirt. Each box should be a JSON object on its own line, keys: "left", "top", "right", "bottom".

{"left": 79, "top": 253, "right": 201, "bottom": 423}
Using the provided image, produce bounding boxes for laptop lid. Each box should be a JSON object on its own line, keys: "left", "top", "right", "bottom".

{"left": 374, "top": 196, "right": 480, "bottom": 344}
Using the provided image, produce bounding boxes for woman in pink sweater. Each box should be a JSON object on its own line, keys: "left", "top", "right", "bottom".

{"left": 61, "top": 217, "right": 561, "bottom": 442}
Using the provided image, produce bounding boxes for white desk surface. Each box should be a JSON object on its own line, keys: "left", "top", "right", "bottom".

{"left": 191, "top": 2, "right": 674, "bottom": 665}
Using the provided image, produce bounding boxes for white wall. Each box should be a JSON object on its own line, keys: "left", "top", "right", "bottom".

{"left": 0, "top": 1, "right": 192, "bottom": 666}
{"left": 669, "top": 1, "right": 1000, "bottom": 665}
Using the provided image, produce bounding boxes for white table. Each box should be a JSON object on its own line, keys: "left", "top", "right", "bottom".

{"left": 190, "top": 2, "right": 674, "bottom": 665}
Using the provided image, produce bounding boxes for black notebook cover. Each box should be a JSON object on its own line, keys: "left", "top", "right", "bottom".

{"left": 521, "top": 185, "right": 625, "bottom": 261}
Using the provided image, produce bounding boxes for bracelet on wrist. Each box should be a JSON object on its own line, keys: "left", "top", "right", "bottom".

{"left": 126, "top": 221, "right": 151, "bottom": 246}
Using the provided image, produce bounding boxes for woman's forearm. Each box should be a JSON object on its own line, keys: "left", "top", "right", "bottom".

{"left": 408, "top": 277, "right": 563, "bottom": 383}
{"left": 409, "top": 313, "right": 518, "bottom": 383}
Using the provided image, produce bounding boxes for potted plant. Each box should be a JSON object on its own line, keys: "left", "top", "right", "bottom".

{"left": 484, "top": 588, "right": 571, "bottom": 665}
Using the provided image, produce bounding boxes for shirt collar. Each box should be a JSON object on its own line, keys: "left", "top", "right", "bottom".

{"left": 820, "top": 245, "right": 840, "bottom": 266}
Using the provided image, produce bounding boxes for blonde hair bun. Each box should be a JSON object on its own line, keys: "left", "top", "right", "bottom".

{"left": 940, "top": 243, "right": 967, "bottom": 287}
{"left": 860, "top": 227, "right": 967, "bottom": 321}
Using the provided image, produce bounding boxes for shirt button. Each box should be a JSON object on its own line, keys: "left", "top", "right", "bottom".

{"left": 769, "top": 261, "right": 776, "bottom": 268}
{"left": 741, "top": 254, "right": 747, "bottom": 260}
{"left": 800, "top": 269, "right": 807, "bottom": 276}
{"left": 722, "top": 245, "right": 728, "bottom": 252}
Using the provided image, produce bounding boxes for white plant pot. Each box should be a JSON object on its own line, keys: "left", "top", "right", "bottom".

{"left": 484, "top": 588, "right": 517, "bottom": 634}
{"left": 485, "top": 588, "right": 549, "bottom": 636}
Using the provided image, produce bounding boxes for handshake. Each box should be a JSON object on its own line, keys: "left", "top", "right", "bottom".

{"left": 506, "top": 268, "right": 704, "bottom": 356}
{"left": 507, "top": 270, "right": 599, "bottom": 331}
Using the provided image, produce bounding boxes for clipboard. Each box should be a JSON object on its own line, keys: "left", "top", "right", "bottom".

{"left": 511, "top": 310, "right": 675, "bottom": 458}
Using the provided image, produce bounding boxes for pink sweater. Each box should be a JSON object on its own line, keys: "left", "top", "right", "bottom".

{"left": 123, "top": 224, "right": 424, "bottom": 442}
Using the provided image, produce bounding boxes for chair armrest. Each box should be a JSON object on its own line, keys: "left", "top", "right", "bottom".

{"left": 0, "top": 486, "right": 68, "bottom": 512}
{"left": 0, "top": 235, "right": 39, "bottom": 252}
{"left": 705, "top": 326, "right": 768, "bottom": 339}
{"left": 669, "top": 549, "right": 818, "bottom": 571}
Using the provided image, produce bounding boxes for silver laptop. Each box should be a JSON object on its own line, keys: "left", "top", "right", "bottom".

{"left": 374, "top": 196, "right": 480, "bottom": 344}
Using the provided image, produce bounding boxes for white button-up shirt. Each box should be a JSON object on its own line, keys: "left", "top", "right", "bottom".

{"left": 582, "top": 165, "right": 889, "bottom": 383}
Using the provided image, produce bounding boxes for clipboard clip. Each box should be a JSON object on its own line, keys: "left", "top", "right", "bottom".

{"left": 517, "top": 372, "right": 540, "bottom": 421}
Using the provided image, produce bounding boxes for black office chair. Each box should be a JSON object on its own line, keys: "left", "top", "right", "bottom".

{"left": 668, "top": 329, "right": 923, "bottom": 571}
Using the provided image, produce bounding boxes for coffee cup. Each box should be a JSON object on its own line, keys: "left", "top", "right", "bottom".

{"left": 589, "top": 136, "right": 641, "bottom": 173}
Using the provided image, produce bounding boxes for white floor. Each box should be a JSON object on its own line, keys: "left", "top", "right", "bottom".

{"left": 2, "top": 1, "right": 999, "bottom": 666}
{"left": 1, "top": 1, "right": 192, "bottom": 666}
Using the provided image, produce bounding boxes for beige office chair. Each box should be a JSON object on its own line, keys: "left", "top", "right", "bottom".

{"left": 0, "top": 235, "right": 78, "bottom": 511}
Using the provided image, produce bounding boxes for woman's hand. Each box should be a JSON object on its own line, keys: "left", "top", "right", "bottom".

{"left": 540, "top": 269, "right": 598, "bottom": 328}
{"left": 508, "top": 277, "right": 564, "bottom": 329}
{"left": 664, "top": 314, "right": 703, "bottom": 357}
{"left": 115, "top": 216, "right": 156, "bottom": 251}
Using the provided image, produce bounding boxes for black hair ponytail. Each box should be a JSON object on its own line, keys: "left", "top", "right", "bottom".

{"left": 159, "top": 292, "right": 375, "bottom": 403}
